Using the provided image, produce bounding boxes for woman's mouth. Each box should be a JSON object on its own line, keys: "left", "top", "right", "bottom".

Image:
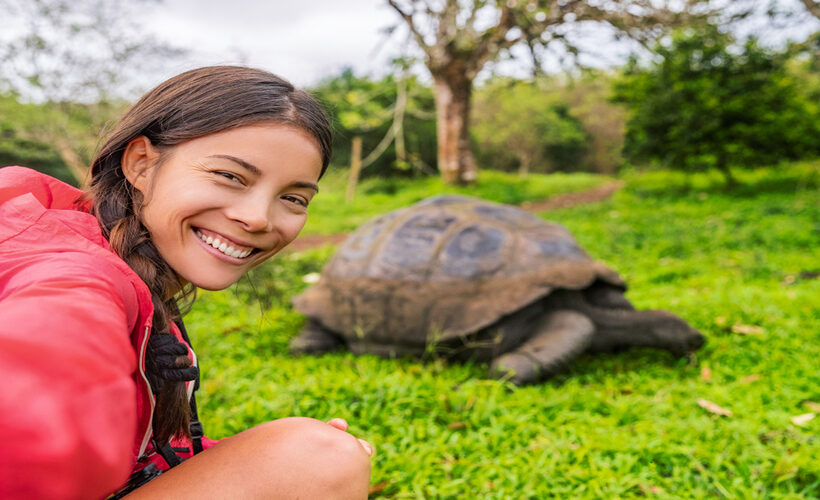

{"left": 194, "top": 228, "right": 257, "bottom": 259}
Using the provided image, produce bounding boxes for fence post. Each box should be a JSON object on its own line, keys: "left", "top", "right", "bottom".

{"left": 346, "top": 136, "right": 363, "bottom": 202}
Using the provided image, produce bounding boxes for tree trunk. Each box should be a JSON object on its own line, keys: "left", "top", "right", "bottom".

{"left": 432, "top": 74, "right": 477, "bottom": 185}
{"left": 716, "top": 150, "right": 737, "bottom": 189}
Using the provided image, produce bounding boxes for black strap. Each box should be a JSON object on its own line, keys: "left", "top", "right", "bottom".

{"left": 175, "top": 318, "right": 204, "bottom": 456}
{"left": 189, "top": 395, "right": 204, "bottom": 454}
{"left": 153, "top": 438, "right": 183, "bottom": 468}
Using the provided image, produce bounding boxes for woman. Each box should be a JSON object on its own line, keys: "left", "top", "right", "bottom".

{"left": 0, "top": 66, "right": 372, "bottom": 499}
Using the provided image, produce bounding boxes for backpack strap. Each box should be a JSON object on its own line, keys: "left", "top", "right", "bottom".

{"left": 153, "top": 438, "right": 183, "bottom": 468}
{"left": 175, "top": 318, "right": 204, "bottom": 455}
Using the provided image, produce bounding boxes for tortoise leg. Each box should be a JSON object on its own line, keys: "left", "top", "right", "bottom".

{"left": 489, "top": 310, "right": 594, "bottom": 385}
{"left": 583, "top": 281, "right": 635, "bottom": 310}
{"left": 290, "top": 319, "right": 344, "bottom": 354}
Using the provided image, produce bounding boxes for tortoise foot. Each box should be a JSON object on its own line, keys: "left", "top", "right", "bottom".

{"left": 488, "top": 310, "right": 595, "bottom": 385}
{"left": 490, "top": 353, "right": 540, "bottom": 385}
{"left": 290, "top": 320, "right": 343, "bottom": 354}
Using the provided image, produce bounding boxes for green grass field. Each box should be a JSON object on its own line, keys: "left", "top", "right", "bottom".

{"left": 186, "top": 163, "right": 820, "bottom": 498}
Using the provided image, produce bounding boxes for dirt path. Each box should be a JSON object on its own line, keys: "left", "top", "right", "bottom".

{"left": 287, "top": 180, "right": 625, "bottom": 252}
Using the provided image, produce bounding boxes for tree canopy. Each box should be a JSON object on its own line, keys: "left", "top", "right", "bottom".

{"left": 472, "top": 78, "right": 588, "bottom": 175}
{"left": 613, "top": 25, "right": 820, "bottom": 183}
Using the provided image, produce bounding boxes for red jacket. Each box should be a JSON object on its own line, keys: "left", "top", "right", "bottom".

{"left": 0, "top": 167, "right": 213, "bottom": 499}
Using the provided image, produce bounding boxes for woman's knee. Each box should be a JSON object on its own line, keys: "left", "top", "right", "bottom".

{"left": 249, "top": 417, "right": 371, "bottom": 496}
{"left": 125, "top": 417, "right": 371, "bottom": 499}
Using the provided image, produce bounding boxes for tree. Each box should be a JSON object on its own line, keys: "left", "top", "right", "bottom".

{"left": 386, "top": 0, "right": 705, "bottom": 184}
{"left": 0, "top": 0, "right": 185, "bottom": 185}
{"left": 472, "top": 78, "right": 588, "bottom": 175}
{"left": 312, "top": 68, "right": 437, "bottom": 178}
{"left": 613, "top": 26, "right": 820, "bottom": 184}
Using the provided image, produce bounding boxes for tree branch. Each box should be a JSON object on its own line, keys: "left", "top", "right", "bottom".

{"left": 387, "top": 0, "right": 432, "bottom": 55}
{"left": 799, "top": 0, "right": 820, "bottom": 20}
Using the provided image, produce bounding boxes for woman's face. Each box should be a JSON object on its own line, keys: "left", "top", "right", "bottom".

{"left": 124, "top": 123, "right": 323, "bottom": 291}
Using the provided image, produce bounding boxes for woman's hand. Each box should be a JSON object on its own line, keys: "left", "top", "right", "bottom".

{"left": 327, "top": 418, "right": 374, "bottom": 457}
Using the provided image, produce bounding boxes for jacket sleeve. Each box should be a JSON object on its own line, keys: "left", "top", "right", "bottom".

{"left": 0, "top": 251, "right": 139, "bottom": 500}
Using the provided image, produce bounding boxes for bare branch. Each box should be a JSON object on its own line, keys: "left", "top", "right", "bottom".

{"left": 387, "top": 0, "right": 433, "bottom": 55}
{"left": 799, "top": 0, "right": 820, "bottom": 20}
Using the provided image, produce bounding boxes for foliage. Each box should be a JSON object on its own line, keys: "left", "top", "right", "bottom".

{"left": 186, "top": 161, "right": 820, "bottom": 497}
{"left": 613, "top": 26, "right": 820, "bottom": 182}
{"left": 0, "top": 0, "right": 185, "bottom": 183}
{"left": 0, "top": 94, "right": 75, "bottom": 183}
{"left": 547, "top": 71, "right": 628, "bottom": 175}
{"left": 312, "top": 69, "right": 437, "bottom": 178}
{"left": 472, "top": 77, "right": 589, "bottom": 175}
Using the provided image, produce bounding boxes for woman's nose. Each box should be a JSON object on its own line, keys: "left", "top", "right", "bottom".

{"left": 225, "top": 198, "right": 273, "bottom": 233}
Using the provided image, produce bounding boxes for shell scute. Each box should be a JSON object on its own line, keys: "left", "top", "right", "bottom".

{"left": 438, "top": 224, "right": 506, "bottom": 279}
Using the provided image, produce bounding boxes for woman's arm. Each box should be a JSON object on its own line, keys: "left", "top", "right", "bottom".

{"left": 0, "top": 252, "right": 139, "bottom": 500}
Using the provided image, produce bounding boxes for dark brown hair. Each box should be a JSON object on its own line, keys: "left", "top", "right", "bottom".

{"left": 87, "top": 66, "right": 331, "bottom": 444}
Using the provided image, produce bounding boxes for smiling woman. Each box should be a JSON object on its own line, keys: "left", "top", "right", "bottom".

{"left": 0, "top": 66, "right": 372, "bottom": 500}
{"left": 123, "top": 125, "right": 322, "bottom": 291}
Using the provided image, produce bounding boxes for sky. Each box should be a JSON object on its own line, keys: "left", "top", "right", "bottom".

{"left": 140, "top": 0, "right": 820, "bottom": 91}
{"left": 139, "top": 0, "right": 659, "bottom": 89}
{"left": 3, "top": 0, "right": 818, "bottom": 99}
{"left": 143, "top": 0, "right": 405, "bottom": 88}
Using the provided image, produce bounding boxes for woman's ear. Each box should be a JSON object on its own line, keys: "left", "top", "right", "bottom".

{"left": 121, "top": 136, "right": 161, "bottom": 193}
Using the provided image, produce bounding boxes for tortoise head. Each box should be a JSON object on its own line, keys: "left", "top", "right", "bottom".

{"left": 650, "top": 310, "right": 705, "bottom": 356}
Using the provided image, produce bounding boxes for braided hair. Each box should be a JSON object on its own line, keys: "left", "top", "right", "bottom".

{"left": 87, "top": 66, "right": 331, "bottom": 444}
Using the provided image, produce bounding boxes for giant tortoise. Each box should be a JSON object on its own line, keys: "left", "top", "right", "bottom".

{"left": 292, "top": 195, "right": 704, "bottom": 384}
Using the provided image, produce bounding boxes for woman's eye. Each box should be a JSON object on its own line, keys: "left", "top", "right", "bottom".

{"left": 217, "top": 171, "right": 243, "bottom": 184}
{"left": 283, "top": 195, "right": 308, "bottom": 207}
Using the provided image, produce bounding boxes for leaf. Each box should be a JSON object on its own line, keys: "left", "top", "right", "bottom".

{"left": 368, "top": 481, "right": 389, "bottom": 494}
{"left": 773, "top": 458, "right": 799, "bottom": 482}
{"left": 790, "top": 413, "right": 815, "bottom": 427}
{"left": 731, "top": 323, "right": 764, "bottom": 335}
{"left": 700, "top": 366, "right": 712, "bottom": 381}
{"left": 742, "top": 374, "right": 762, "bottom": 383}
{"left": 697, "top": 398, "right": 732, "bottom": 417}
{"left": 640, "top": 485, "right": 665, "bottom": 495}
{"left": 802, "top": 401, "right": 820, "bottom": 412}
{"left": 714, "top": 316, "right": 728, "bottom": 327}
{"left": 302, "top": 272, "right": 321, "bottom": 284}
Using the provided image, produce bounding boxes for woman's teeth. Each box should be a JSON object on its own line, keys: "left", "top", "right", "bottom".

{"left": 196, "top": 230, "right": 254, "bottom": 259}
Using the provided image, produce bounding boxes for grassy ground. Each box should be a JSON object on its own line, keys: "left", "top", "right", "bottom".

{"left": 185, "top": 163, "right": 820, "bottom": 498}
{"left": 301, "top": 168, "right": 608, "bottom": 234}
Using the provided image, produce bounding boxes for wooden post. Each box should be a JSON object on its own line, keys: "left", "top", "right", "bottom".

{"left": 346, "top": 136, "right": 363, "bottom": 202}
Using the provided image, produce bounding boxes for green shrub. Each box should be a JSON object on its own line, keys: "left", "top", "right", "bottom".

{"left": 614, "top": 26, "right": 820, "bottom": 183}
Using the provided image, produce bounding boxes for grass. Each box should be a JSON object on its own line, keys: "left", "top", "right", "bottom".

{"left": 185, "top": 161, "right": 820, "bottom": 498}
{"left": 301, "top": 168, "right": 609, "bottom": 234}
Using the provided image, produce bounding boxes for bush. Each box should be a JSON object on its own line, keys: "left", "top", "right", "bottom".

{"left": 472, "top": 78, "right": 590, "bottom": 175}
{"left": 613, "top": 26, "right": 820, "bottom": 183}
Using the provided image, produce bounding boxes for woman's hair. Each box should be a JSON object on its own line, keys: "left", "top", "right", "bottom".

{"left": 87, "top": 66, "right": 332, "bottom": 444}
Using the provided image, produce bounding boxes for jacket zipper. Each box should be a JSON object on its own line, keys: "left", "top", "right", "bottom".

{"left": 137, "top": 325, "right": 156, "bottom": 458}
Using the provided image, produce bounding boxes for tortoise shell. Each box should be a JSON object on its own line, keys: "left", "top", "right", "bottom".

{"left": 293, "top": 195, "right": 624, "bottom": 345}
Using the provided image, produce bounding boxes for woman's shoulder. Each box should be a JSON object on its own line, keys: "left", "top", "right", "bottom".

{"left": 0, "top": 166, "right": 96, "bottom": 245}
{"left": 0, "top": 166, "right": 86, "bottom": 210}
